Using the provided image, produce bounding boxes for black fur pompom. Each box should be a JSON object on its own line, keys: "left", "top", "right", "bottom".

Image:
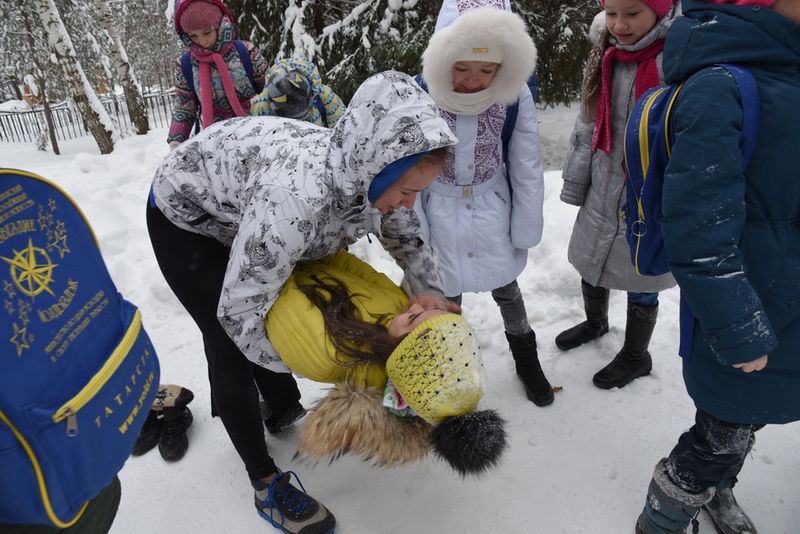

{"left": 430, "top": 409, "right": 507, "bottom": 476}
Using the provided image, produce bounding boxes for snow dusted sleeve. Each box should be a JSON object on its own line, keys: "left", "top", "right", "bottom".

{"left": 662, "top": 70, "right": 777, "bottom": 365}
{"left": 560, "top": 112, "right": 594, "bottom": 206}
{"left": 507, "top": 84, "right": 544, "bottom": 249}
{"left": 378, "top": 208, "right": 445, "bottom": 299}
{"left": 167, "top": 59, "right": 197, "bottom": 145}
{"left": 217, "top": 187, "right": 316, "bottom": 370}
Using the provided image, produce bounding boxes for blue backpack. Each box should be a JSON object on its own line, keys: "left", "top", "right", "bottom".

{"left": 0, "top": 169, "right": 160, "bottom": 526}
{"left": 623, "top": 63, "right": 759, "bottom": 277}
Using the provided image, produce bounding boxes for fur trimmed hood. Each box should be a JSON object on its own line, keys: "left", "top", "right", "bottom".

{"left": 422, "top": 6, "right": 537, "bottom": 111}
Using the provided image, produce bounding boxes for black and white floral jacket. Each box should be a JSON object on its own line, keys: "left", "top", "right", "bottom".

{"left": 151, "top": 71, "right": 457, "bottom": 370}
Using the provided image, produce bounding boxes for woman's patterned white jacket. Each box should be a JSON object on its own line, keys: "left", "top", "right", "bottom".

{"left": 151, "top": 71, "right": 457, "bottom": 371}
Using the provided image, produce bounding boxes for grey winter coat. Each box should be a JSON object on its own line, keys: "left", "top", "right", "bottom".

{"left": 561, "top": 10, "right": 676, "bottom": 293}
{"left": 151, "top": 71, "right": 457, "bottom": 371}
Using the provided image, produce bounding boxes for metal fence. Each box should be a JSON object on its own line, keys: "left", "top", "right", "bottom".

{"left": 0, "top": 93, "right": 175, "bottom": 144}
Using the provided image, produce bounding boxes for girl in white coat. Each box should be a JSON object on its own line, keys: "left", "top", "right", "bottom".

{"left": 417, "top": 1, "right": 554, "bottom": 406}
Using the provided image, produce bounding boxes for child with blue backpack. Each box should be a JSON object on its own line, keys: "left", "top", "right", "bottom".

{"left": 416, "top": 0, "right": 554, "bottom": 407}
{"left": 167, "top": 0, "right": 268, "bottom": 146}
{"left": 636, "top": 0, "right": 800, "bottom": 532}
{"left": 557, "top": 0, "right": 679, "bottom": 389}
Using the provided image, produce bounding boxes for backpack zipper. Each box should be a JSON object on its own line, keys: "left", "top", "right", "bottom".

{"left": 52, "top": 309, "right": 142, "bottom": 436}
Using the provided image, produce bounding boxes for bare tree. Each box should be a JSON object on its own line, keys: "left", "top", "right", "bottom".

{"left": 17, "top": 0, "right": 60, "bottom": 154}
{"left": 31, "top": 0, "right": 117, "bottom": 154}
{"left": 96, "top": 0, "right": 149, "bottom": 134}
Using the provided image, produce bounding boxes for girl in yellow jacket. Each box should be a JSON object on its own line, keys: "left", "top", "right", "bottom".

{"left": 265, "top": 250, "right": 506, "bottom": 476}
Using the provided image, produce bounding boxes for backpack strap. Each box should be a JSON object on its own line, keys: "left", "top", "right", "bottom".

{"left": 717, "top": 64, "right": 759, "bottom": 167}
{"left": 233, "top": 40, "right": 255, "bottom": 87}
{"left": 180, "top": 51, "right": 194, "bottom": 94}
{"left": 313, "top": 95, "right": 327, "bottom": 125}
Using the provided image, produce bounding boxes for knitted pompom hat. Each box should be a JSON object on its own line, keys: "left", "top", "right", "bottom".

{"left": 385, "top": 313, "right": 484, "bottom": 424}
{"left": 179, "top": 0, "right": 223, "bottom": 32}
{"left": 600, "top": 0, "right": 674, "bottom": 18}
{"left": 386, "top": 313, "right": 506, "bottom": 476}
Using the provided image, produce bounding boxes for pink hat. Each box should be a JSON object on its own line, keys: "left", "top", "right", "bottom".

{"left": 701, "top": 0, "right": 776, "bottom": 5}
{"left": 600, "top": 0, "right": 674, "bottom": 18}
{"left": 179, "top": 1, "right": 223, "bottom": 32}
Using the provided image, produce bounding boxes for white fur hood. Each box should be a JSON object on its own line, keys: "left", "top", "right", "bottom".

{"left": 422, "top": 5, "right": 537, "bottom": 110}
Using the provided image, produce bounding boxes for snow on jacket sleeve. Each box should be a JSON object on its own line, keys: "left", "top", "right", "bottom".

{"left": 507, "top": 84, "right": 544, "bottom": 249}
{"left": 217, "top": 187, "right": 317, "bottom": 369}
{"left": 560, "top": 112, "right": 594, "bottom": 206}
{"left": 378, "top": 207, "right": 446, "bottom": 299}
{"left": 662, "top": 69, "right": 777, "bottom": 365}
{"left": 167, "top": 59, "right": 197, "bottom": 145}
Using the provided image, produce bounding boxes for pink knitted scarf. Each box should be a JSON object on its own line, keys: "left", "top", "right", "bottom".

{"left": 190, "top": 43, "right": 246, "bottom": 128}
{"left": 592, "top": 39, "right": 664, "bottom": 154}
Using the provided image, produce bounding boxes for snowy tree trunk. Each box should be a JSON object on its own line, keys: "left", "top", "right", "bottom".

{"left": 95, "top": 0, "right": 149, "bottom": 135}
{"left": 32, "top": 0, "right": 117, "bottom": 154}
{"left": 18, "top": 0, "right": 60, "bottom": 155}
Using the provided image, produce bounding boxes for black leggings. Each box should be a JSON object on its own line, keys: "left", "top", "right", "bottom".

{"left": 146, "top": 204, "right": 299, "bottom": 480}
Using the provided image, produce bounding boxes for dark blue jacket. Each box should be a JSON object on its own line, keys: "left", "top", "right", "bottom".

{"left": 662, "top": 0, "right": 800, "bottom": 424}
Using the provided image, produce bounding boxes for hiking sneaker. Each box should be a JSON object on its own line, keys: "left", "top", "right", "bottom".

{"left": 254, "top": 472, "right": 335, "bottom": 534}
{"left": 131, "top": 409, "right": 162, "bottom": 456}
{"left": 265, "top": 403, "right": 307, "bottom": 435}
{"left": 158, "top": 406, "right": 193, "bottom": 462}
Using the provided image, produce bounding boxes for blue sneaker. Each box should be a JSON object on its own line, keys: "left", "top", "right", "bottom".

{"left": 253, "top": 472, "right": 335, "bottom": 534}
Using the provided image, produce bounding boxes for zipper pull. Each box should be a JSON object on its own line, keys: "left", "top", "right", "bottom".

{"left": 65, "top": 413, "right": 78, "bottom": 437}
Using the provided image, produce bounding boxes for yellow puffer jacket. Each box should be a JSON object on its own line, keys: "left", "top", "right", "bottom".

{"left": 265, "top": 251, "right": 408, "bottom": 388}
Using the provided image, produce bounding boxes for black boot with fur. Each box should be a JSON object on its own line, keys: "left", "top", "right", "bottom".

{"left": 506, "top": 331, "right": 554, "bottom": 406}
{"left": 593, "top": 302, "right": 658, "bottom": 389}
{"left": 556, "top": 280, "right": 610, "bottom": 351}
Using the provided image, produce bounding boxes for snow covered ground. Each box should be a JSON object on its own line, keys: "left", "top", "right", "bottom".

{"left": 1, "top": 104, "right": 798, "bottom": 534}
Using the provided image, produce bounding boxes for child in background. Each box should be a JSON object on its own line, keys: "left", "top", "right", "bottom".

{"left": 167, "top": 0, "right": 267, "bottom": 146}
{"left": 251, "top": 58, "right": 345, "bottom": 127}
{"left": 637, "top": 0, "right": 800, "bottom": 532}
{"left": 556, "top": 0, "right": 678, "bottom": 389}
{"left": 417, "top": 0, "right": 554, "bottom": 407}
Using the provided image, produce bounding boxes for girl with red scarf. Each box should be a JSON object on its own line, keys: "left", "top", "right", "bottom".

{"left": 167, "top": 0, "right": 267, "bottom": 146}
{"left": 556, "top": 0, "right": 678, "bottom": 390}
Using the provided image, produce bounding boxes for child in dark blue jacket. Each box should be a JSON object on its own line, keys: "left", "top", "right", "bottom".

{"left": 636, "top": 1, "right": 800, "bottom": 533}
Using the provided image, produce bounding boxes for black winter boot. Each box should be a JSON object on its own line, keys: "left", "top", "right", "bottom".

{"left": 555, "top": 281, "right": 610, "bottom": 351}
{"left": 506, "top": 331, "right": 554, "bottom": 406}
{"left": 131, "top": 409, "right": 162, "bottom": 456}
{"left": 158, "top": 406, "right": 193, "bottom": 462}
{"left": 265, "top": 402, "right": 307, "bottom": 435}
{"left": 593, "top": 302, "right": 657, "bottom": 389}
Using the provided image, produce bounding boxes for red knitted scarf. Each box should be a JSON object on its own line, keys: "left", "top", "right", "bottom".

{"left": 592, "top": 39, "right": 664, "bottom": 155}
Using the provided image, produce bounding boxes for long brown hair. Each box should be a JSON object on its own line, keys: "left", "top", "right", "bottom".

{"left": 298, "top": 274, "right": 402, "bottom": 366}
{"left": 581, "top": 28, "right": 612, "bottom": 120}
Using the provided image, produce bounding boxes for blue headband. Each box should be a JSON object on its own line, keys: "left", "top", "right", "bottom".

{"left": 367, "top": 151, "right": 429, "bottom": 204}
